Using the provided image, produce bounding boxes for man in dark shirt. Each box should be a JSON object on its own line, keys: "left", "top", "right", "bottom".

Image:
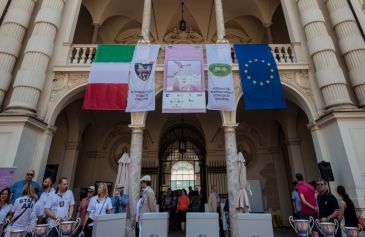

{"left": 316, "top": 178, "right": 341, "bottom": 237}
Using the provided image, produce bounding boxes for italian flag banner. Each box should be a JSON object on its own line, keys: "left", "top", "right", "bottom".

{"left": 83, "top": 45, "right": 135, "bottom": 110}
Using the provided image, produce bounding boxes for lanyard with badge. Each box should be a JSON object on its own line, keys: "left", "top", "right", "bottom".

{"left": 96, "top": 198, "right": 107, "bottom": 215}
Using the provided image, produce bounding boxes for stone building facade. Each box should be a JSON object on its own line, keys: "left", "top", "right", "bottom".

{"left": 0, "top": 0, "right": 365, "bottom": 234}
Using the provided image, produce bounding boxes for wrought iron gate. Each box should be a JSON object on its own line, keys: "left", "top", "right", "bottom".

{"left": 159, "top": 123, "right": 206, "bottom": 200}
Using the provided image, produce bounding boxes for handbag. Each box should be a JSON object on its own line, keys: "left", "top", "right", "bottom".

{"left": 84, "top": 197, "right": 107, "bottom": 237}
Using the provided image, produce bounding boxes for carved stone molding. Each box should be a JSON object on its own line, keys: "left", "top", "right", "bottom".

{"left": 115, "top": 28, "right": 155, "bottom": 44}
{"left": 163, "top": 27, "right": 203, "bottom": 44}
{"left": 237, "top": 121, "right": 265, "bottom": 147}
{"left": 279, "top": 70, "right": 313, "bottom": 103}
{"left": 212, "top": 28, "right": 251, "bottom": 44}
{"left": 50, "top": 72, "right": 88, "bottom": 102}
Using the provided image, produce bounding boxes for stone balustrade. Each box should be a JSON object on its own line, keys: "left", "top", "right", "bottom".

{"left": 67, "top": 44, "right": 298, "bottom": 66}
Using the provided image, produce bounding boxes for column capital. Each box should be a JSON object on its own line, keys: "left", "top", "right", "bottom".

{"left": 263, "top": 22, "right": 273, "bottom": 28}
{"left": 222, "top": 123, "right": 239, "bottom": 132}
{"left": 129, "top": 125, "right": 145, "bottom": 134}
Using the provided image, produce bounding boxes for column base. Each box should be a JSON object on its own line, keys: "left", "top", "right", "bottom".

{"left": 315, "top": 111, "right": 365, "bottom": 210}
{"left": 0, "top": 114, "right": 53, "bottom": 182}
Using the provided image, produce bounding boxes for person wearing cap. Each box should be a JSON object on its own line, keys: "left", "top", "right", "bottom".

{"left": 75, "top": 185, "right": 95, "bottom": 236}
{"left": 135, "top": 175, "right": 157, "bottom": 237}
{"left": 111, "top": 185, "right": 129, "bottom": 214}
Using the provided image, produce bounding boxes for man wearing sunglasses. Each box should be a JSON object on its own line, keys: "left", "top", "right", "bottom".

{"left": 10, "top": 169, "right": 42, "bottom": 204}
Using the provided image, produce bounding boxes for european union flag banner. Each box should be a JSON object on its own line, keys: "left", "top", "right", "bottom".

{"left": 234, "top": 44, "right": 287, "bottom": 110}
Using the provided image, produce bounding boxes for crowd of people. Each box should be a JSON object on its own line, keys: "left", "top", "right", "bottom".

{"left": 160, "top": 186, "right": 203, "bottom": 232}
{"left": 291, "top": 173, "right": 359, "bottom": 237}
{"left": 0, "top": 170, "right": 156, "bottom": 237}
{"left": 1, "top": 169, "right": 361, "bottom": 237}
{"left": 159, "top": 184, "right": 227, "bottom": 236}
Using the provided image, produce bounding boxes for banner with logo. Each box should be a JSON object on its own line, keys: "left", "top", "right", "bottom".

{"left": 206, "top": 44, "right": 236, "bottom": 111}
{"left": 234, "top": 44, "right": 287, "bottom": 110}
{"left": 126, "top": 44, "right": 160, "bottom": 112}
{"left": 162, "top": 44, "right": 206, "bottom": 113}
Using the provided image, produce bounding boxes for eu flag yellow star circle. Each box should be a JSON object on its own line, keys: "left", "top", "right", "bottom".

{"left": 243, "top": 58, "right": 276, "bottom": 86}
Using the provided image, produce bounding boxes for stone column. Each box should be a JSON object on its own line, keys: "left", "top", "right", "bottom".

{"left": 214, "top": 0, "right": 226, "bottom": 42}
{"left": 223, "top": 124, "right": 240, "bottom": 237}
{"left": 6, "top": 0, "right": 66, "bottom": 113}
{"left": 91, "top": 23, "right": 100, "bottom": 44}
{"left": 285, "top": 138, "right": 306, "bottom": 177}
{"left": 31, "top": 127, "right": 55, "bottom": 183}
{"left": 61, "top": 141, "right": 81, "bottom": 188}
{"left": 140, "top": 0, "right": 151, "bottom": 43}
{"left": 264, "top": 23, "right": 274, "bottom": 43}
{"left": 128, "top": 125, "right": 144, "bottom": 218}
{"left": 296, "top": 0, "right": 354, "bottom": 109}
{"left": 0, "top": 0, "right": 9, "bottom": 20}
{"left": 325, "top": 0, "right": 365, "bottom": 107}
{"left": 0, "top": 0, "right": 37, "bottom": 107}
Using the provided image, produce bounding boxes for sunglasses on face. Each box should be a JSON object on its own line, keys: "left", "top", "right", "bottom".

{"left": 88, "top": 190, "right": 94, "bottom": 193}
{"left": 26, "top": 173, "right": 34, "bottom": 177}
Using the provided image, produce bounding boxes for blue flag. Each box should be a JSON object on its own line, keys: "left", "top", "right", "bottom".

{"left": 234, "top": 44, "right": 287, "bottom": 110}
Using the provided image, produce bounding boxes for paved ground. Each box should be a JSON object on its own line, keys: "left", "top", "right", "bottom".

{"left": 168, "top": 227, "right": 296, "bottom": 237}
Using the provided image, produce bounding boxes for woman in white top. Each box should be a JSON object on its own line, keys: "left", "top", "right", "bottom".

{"left": 83, "top": 183, "right": 112, "bottom": 237}
{"left": 4, "top": 183, "right": 37, "bottom": 237}
{"left": 0, "top": 188, "right": 12, "bottom": 224}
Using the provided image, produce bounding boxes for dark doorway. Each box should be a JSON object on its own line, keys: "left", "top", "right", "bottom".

{"left": 159, "top": 123, "right": 206, "bottom": 201}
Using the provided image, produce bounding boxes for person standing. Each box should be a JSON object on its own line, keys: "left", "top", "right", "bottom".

{"left": 291, "top": 181, "right": 301, "bottom": 218}
{"left": 208, "top": 185, "right": 224, "bottom": 237}
{"left": 83, "top": 183, "right": 113, "bottom": 237}
{"left": 74, "top": 186, "right": 95, "bottom": 236}
{"left": 10, "top": 169, "right": 41, "bottom": 204}
{"left": 112, "top": 185, "right": 129, "bottom": 214}
{"left": 32, "top": 177, "right": 55, "bottom": 224}
{"left": 4, "top": 183, "right": 37, "bottom": 237}
{"left": 177, "top": 189, "right": 190, "bottom": 232}
{"left": 316, "top": 178, "right": 341, "bottom": 237}
{"left": 0, "top": 188, "right": 12, "bottom": 224}
{"left": 45, "top": 177, "right": 75, "bottom": 237}
{"left": 134, "top": 189, "right": 144, "bottom": 237}
{"left": 296, "top": 173, "right": 318, "bottom": 217}
{"left": 137, "top": 175, "right": 157, "bottom": 237}
{"left": 337, "top": 185, "right": 358, "bottom": 227}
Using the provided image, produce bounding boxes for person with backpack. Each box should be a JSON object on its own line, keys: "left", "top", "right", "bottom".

{"left": 4, "top": 183, "right": 37, "bottom": 237}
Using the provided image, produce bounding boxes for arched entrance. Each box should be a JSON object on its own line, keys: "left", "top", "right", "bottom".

{"left": 159, "top": 122, "right": 206, "bottom": 200}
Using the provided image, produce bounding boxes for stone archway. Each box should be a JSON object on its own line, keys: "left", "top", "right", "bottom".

{"left": 158, "top": 122, "right": 207, "bottom": 201}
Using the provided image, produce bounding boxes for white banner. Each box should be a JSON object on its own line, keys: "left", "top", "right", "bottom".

{"left": 206, "top": 44, "right": 236, "bottom": 111}
{"left": 163, "top": 44, "right": 206, "bottom": 113}
{"left": 126, "top": 44, "right": 160, "bottom": 112}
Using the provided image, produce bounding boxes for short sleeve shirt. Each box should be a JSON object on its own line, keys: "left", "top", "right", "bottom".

{"left": 10, "top": 180, "right": 42, "bottom": 204}
{"left": 34, "top": 188, "right": 55, "bottom": 218}
{"left": 0, "top": 203, "right": 12, "bottom": 223}
{"left": 87, "top": 196, "right": 113, "bottom": 220}
{"left": 317, "top": 191, "right": 339, "bottom": 219}
{"left": 297, "top": 181, "right": 317, "bottom": 215}
{"left": 45, "top": 190, "right": 75, "bottom": 225}
{"left": 291, "top": 190, "right": 301, "bottom": 212}
{"left": 11, "top": 196, "right": 35, "bottom": 229}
